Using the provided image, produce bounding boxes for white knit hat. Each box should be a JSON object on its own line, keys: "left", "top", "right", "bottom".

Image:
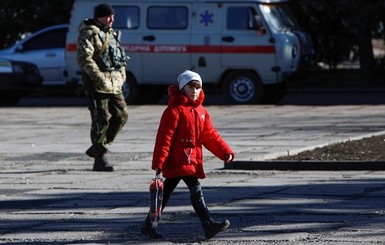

{"left": 177, "top": 70, "right": 202, "bottom": 90}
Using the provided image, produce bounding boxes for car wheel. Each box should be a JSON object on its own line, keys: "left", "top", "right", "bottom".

{"left": 223, "top": 71, "right": 264, "bottom": 104}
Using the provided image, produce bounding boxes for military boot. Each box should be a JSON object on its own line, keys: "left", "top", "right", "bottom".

{"left": 190, "top": 191, "right": 230, "bottom": 239}
{"left": 93, "top": 154, "right": 114, "bottom": 171}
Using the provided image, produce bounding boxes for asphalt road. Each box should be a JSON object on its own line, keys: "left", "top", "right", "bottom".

{"left": 2, "top": 98, "right": 385, "bottom": 244}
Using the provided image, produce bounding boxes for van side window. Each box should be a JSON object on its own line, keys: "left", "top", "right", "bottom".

{"left": 227, "top": 7, "right": 259, "bottom": 30}
{"left": 113, "top": 6, "right": 139, "bottom": 29}
{"left": 147, "top": 6, "right": 188, "bottom": 29}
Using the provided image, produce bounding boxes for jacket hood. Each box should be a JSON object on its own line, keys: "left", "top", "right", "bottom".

{"left": 78, "top": 18, "right": 109, "bottom": 33}
{"left": 167, "top": 84, "right": 204, "bottom": 107}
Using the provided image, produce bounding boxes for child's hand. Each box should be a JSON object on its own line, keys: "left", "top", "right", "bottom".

{"left": 155, "top": 169, "right": 162, "bottom": 176}
{"left": 224, "top": 154, "right": 234, "bottom": 163}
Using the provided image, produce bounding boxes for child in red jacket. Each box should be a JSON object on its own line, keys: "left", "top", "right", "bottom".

{"left": 141, "top": 70, "right": 235, "bottom": 239}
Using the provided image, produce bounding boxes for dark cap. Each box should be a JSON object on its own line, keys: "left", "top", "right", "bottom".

{"left": 94, "top": 3, "right": 114, "bottom": 18}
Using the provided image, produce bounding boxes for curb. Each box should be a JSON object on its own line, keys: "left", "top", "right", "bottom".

{"left": 225, "top": 131, "right": 385, "bottom": 171}
{"left": 224, "top": 160, "right": 385, "bottom": 171}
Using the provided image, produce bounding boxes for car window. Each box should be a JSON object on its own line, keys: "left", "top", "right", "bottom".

{"left": 227, "top": 6, "right": 258, "bottom": 30}
{"left": 113, "top": 6, "right": 139, "bottom": 29}
{"left": 147, "top": 6, "right": 188, "bottom": 30}
{"left": 20, "top": 28, "right": 67, "bottom": 52}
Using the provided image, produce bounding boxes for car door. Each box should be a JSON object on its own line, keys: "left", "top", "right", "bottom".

{"left": 12, "top": 27, "right": 67, "bottom": 86}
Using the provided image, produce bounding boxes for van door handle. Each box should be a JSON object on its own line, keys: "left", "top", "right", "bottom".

{"left": 143, "top": 35, "right": 156, "bottom": 41}
{"left": 222, "top": 36, "right": 235, "bottom": 42}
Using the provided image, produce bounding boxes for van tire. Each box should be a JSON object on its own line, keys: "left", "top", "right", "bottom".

{"left": 223, "top": 71, "right": 264, "bottom": 104}
{"left": 122, "top": 73, "right": 139, "bottom": 104}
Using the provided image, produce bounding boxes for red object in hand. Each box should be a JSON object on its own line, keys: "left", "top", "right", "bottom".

{"left": 149, "top": 176, "right": 164, "bottom": 224}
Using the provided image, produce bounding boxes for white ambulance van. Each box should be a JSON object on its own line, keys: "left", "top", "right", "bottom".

{"left": 66, "top": 0, "right": 314, "bottom": 104}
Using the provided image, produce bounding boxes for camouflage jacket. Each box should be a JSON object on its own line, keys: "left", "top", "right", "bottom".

{"left": 77, "top": 18, "right": 126, "bottom": 94}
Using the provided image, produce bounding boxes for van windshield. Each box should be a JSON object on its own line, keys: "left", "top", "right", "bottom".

{"left": 259, "top": 4, "right": 299, "bottom": 33}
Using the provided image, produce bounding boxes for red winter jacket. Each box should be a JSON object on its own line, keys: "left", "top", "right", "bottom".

{"left": 152, "top": 85, "right": 234, "bottom": 179}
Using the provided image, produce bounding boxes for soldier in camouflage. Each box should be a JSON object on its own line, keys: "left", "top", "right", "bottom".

{"left": 77, "top": 3, "right": 128, "bottom": 171}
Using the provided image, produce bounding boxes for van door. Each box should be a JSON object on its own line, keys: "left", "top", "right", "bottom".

{"left": 221, "top": 3, "right": 277, "bottom": 84}
{"left": 191, "top": 3, "right": 222, "bottom": 83}
{"left": 112, "top": 5, "right": 142, "bottom": 80}
{"left": 141, "top": 4, "right": 191, "bottom": 84}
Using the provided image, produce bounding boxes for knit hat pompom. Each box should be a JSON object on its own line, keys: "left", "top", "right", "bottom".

{"left": 94, "top": 3, "right": 114, "bottom": 18}
{"left": 177, "top": 70, "right": 202, "bottom": 90}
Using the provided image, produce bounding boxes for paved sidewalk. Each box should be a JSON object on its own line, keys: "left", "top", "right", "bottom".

{"left": 1, "top": 105, "right": 385, "bottom": 244}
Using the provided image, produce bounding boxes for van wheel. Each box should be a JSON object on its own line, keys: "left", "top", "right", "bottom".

{"left": 223, "top": 71, "right": 264, "bottom": 104}
{"left": 122, "top": 73, "right": 139, "bottom": 104}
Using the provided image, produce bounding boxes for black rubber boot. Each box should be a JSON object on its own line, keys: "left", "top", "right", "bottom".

{"left": 93, "top": 154, "right": 114, "bottom": 171}
{"left": 190, "top": 191, "right": 230, "bottom": 239}
{"left": 203, "top": 220, "right": 230, "bottom": 239}
{"left": 140, "top": 213, "right": 163, "bottom": 239}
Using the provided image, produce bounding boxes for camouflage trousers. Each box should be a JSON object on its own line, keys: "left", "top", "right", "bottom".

{"left": 87, "top": 92, "right": 129, "bottom": 156}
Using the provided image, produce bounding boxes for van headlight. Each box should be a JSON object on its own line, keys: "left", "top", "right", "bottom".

{"left": 292, "top": 45, "right": 298, "bottom": 58}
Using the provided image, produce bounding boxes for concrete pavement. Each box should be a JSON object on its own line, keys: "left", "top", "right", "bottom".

{"left": 1, "top": 104, "right": 385, "bottom": 244}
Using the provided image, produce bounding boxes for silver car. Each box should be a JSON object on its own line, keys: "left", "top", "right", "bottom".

{"left": 0, "top": 24, "right": 68, "bottom": 86}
